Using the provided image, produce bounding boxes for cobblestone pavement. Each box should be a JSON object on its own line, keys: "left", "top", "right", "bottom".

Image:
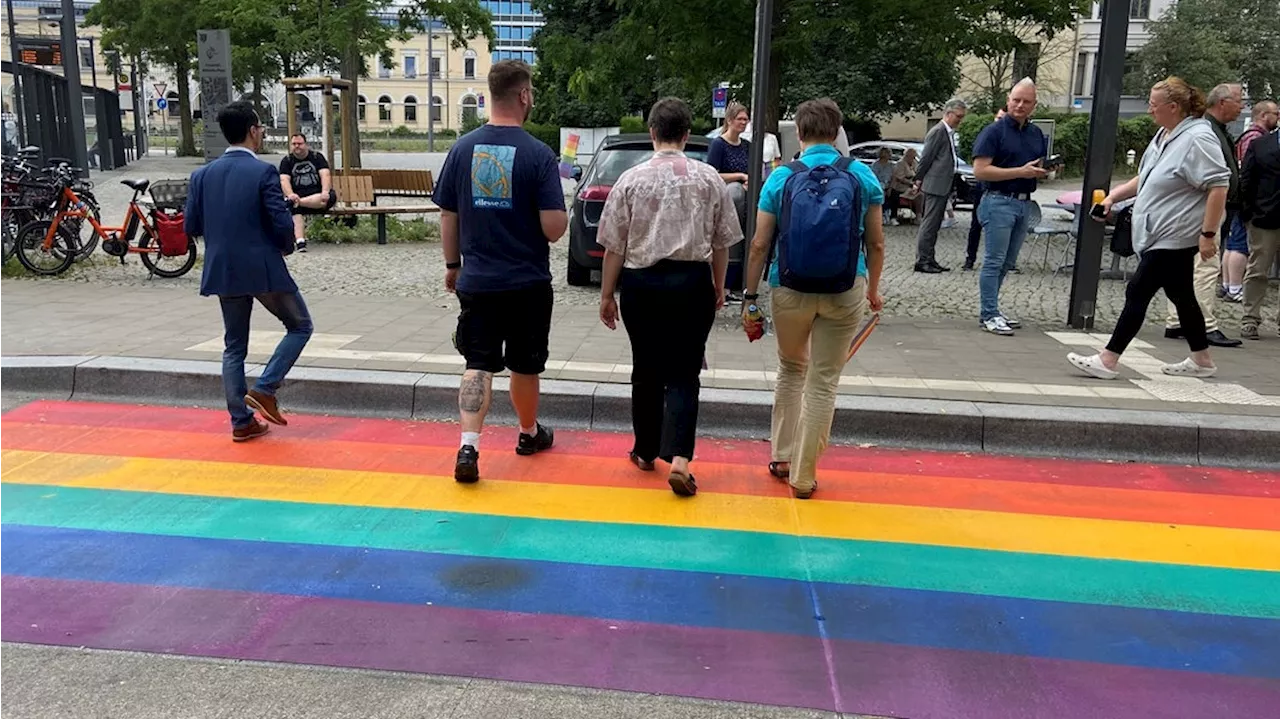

{"left": 33, "top": 154, "right": 1278, "bottom": 331}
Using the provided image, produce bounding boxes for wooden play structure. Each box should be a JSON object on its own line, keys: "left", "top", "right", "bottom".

{"left": 281, "top": 76, "right": 355, "bottom": 170}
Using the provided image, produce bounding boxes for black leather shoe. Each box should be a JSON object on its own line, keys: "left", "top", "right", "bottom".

{"left": 933, "top": 262, "right": 952, "bottom": 272}
{"left": 914, "top": 263, "right": 944, "bottom": 274}
{"left": 1205, "top": 330, "right": 1243, "bottom": 348}
{"left": 1165, "top": 327, "right": 1185, "bottom": 340}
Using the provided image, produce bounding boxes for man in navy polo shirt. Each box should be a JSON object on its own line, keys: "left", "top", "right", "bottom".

{"left": 971, "top": 78, "right": 1049, "bottom": 336}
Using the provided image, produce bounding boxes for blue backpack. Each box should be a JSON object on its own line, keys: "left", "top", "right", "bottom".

{"left": 775, "top": 157, "right": 862, "bottom": 294}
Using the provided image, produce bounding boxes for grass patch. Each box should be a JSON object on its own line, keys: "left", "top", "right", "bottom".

{"left": 362, "top": 138, "right": 456, "bottom": 152}
{"left": 305, "top": 215, "right": 442, "bottom": 244}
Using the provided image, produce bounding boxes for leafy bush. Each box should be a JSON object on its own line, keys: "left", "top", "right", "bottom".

{"left": 305, "top": 215, "right": 442, "bottom": 244}
{"left": 523, "top": 121, "right": 562, "bottom": 151}
{"left": 619, "top": 115, "right": 647, "bottom": 134}
{"left": 434, "top": 128, "right": 458, "bottom": 139}
{"left": 1115, "top": 115, "right": 1156, "bottom": 165}
{"left": 842, "top": 116, "right": 881, "bottom": 144}
{"left": 390, "top": 125, "right": 417, "bottom": 137}
{"left": 460, "top": 113, "right": 485, "bottom": 136}
{"left": 691, "top": 117, "right": 716, "bottom": 136}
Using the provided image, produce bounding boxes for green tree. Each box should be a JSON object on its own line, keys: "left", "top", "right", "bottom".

{"left": 533, "top": 0, "right": 1090, "bottom": 133}
{"left": 1130, "top": 0, "right": 1280, "bottom": 98}
{"left": 87, "top": 0, "right": 204, "bottom": 156}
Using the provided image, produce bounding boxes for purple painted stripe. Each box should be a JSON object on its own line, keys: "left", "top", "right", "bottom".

{"left": 3, "top": 576, "right": 1278, "bottom": 719}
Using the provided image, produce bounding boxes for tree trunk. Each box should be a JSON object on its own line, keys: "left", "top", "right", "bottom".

{"left": 252, "top": 76, "right": 267, "bottom": 126}
{"left": 341, "top": 40, "right": 362, "bottom": 167}
{"left": 175, "top": 58, "right": 198, "bottom": 157}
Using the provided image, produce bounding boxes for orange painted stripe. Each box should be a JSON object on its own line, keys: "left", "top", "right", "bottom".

{"left": 3, "top": 421, "right": 1276, "bottom": 532}
{"left": 6, "top": 400, "right": 1276, "bottom": 498}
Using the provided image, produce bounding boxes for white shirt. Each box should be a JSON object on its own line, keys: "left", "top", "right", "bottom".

{"left": 225, "top": 146, "right": 257, "bottom": 158}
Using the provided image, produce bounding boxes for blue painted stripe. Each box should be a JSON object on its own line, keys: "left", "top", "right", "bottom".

{"left": 3, "top": 524, "right": 1277, "bottom": 678}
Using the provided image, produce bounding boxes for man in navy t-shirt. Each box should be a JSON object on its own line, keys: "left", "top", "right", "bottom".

{"left": 433, "top": 59, "right": 569, "bottom": 484}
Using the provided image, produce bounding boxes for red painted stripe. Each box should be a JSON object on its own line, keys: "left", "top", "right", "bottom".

{"left": 5, "top": 420, "right": 1277, "bottom": 530}
{"left": 5, "top": 399, "right": 1277, "bottom": 499}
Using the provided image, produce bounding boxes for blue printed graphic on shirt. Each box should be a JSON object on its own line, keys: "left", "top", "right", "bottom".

{"left": 471, "top": 144, "right": 516, "bottom": 209}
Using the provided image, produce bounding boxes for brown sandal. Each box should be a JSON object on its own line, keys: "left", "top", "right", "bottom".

{"left": 668, "top": 471, "right": 697, "bottom": 497}
{"left": 629, "top": 452, "right": 655, "bottom": 472}
{"left": 768, "top": 462, "right": 790, "bottom": 480}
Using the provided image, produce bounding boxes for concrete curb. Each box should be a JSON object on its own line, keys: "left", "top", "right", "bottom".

{"left": 4, "top": 355, "right": 1278, "bottom": 469}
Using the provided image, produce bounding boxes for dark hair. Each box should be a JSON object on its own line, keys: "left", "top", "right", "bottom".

{"left": 647, "top": 97, "right": 692, "bottom": 143}
{"left": 217, "top": 101, "right": 260, "bottom": 144}
{"left": 291, "top": 132, "right": 307, "bottom": 142}
{"left": 794, "top": 98, "right": 842, "bottom": 143}
{"left": 488, "top": 59, "right": 533, "bottom": 104}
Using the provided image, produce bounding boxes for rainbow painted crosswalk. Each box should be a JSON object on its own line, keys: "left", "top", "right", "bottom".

{"left": 2, "top": 400, "right": 1278, "bottom": 718}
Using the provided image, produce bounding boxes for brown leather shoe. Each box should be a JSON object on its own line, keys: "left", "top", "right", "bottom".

{"left": 233, "top": 419, "right": 270, "bottom": 442}
{"left": 245, "top": 389, "right": 287, "bottom": 425}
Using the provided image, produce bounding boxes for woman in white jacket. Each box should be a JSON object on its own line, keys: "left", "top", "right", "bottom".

{"left": 1068, "top": 77, "right": 1230, "bottom": 379}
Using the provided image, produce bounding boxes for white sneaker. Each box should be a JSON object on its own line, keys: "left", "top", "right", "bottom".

{"left": 1161, "top": 357, "right": 1216, "bottom": 378}
{"left": 999, "top": 313, "right": 1022, "bottom": 330}
{"left": 296, "top": 239, "right": 308, "bottom": 253}
{"left": 981, "top": 316, "right": 1015, "bottom": 336}
{"left": 1067, "top": 352, "right": 1119, "bottom": 380}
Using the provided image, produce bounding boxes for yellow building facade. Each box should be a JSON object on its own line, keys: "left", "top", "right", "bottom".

{"left": 355, "top": 31, "right": 493, "bottom": 133}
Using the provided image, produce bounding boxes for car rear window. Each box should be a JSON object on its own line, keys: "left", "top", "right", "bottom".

{"left": 585, "top": 146, "right": 710, "bottom": 186}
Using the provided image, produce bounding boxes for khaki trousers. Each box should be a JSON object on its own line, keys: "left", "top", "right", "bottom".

{"left": 770, "top": 278, "right": 868, "bottom": 492}
{"left": 1242, "top": 222, "right": 1280, "bottom": 328}
{"left": 1165, "top": 249, "right": 1221, "bottom": 332}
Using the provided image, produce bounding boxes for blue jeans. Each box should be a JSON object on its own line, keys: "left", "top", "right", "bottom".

{"left": 219, "top": 292, "right": 314, "bottom": 428}
{"left": 977, "top": 193, "right": 1031, "bottom": 321}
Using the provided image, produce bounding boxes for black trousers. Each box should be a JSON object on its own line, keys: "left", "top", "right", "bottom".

{"left": 1107, "top": 247, "right": 1209, "bottom": 355}
{"left": 620, "top": 260, "right": 716, "bottom": 463}
{"left": 966, "top": 186, "right": 985, "bottom": 265}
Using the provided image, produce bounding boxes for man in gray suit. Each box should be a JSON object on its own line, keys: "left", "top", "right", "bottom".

{"left": 913, "top": 98, "right": 967, "bottom": 273}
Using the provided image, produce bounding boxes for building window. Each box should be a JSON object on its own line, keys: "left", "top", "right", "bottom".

{"left": 1073, "top": 52, "right": 1089, "bottom": 96}
{"left": 462, "top": 94, "right": 479, "bottom": 125}
{"left": 378, "top": 58, "right": 391, "bottom": 79}
{"left": 1130, "top": 0, "right": 1151, "bottom": 19}
{"left": 464, "top": 50, "right": 477, "bottom": 79}
{"left": 404, "top": 96, "right": 418, "bottom": 123}
{"left": 1012, "top": 42, "right": 1041, "bottom": 83}
{"left": 430, "top": 56, "right": 441, "bottom": 78}
{"left": 378, "top": 95, "right": 392, "bottom": 122}
{"left": 404, "top": 54, "right": 417, "bottom": 79}
{"left": 431, "top": 96, "right": 444, "bottom": 123}
{"left": 357, "top": 95, "right": 367, "bottom": 121}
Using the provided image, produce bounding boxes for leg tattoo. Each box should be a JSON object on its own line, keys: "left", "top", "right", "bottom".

{"left": 460, "top": 371, "right": 491, "bottom": 413}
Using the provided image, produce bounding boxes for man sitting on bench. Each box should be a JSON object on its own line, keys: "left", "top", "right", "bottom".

{"left": 279, "top": 133, "right": 336, "bottom": 253}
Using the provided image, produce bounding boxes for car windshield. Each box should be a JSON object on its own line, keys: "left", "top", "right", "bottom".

{"left": 585, "top": 147, "right": 710, "bottom": 186}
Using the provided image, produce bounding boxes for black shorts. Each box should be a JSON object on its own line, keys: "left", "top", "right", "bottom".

{"left": 454, "top": 282, "right": 553, "bottom": 375}
{"left": 290, "top": 189, "right": 337, "bottom": 215}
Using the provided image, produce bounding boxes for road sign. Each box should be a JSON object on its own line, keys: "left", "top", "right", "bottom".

{"left": 154, "top": 83, "right": 167, "bottom": 98}
{"left": 156, "top": 97, "right": 168, "bottom": 110}
{"left": 712, "top": 85, "right": 728, "bottom": 119}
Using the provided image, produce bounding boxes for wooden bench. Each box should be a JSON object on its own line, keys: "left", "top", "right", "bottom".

{"left": 334, "top": 169, "right": 434, "bottom": 202}
{"left": 330, "top": 174, "right": 440, "bottom": 245}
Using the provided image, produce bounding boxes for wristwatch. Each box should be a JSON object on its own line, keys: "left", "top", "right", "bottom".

{"left": 1199, "top": 230, "right": 1217, "bottom": 239}
{"left": 446, "top": 261, "right": 462, "bottom": 269}
{"left": 743, "top": 292, "right": 760, "bottom": 301}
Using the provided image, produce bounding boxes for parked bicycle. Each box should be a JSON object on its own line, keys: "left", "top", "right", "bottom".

{"left": 14, "top": 176, "right": 197, "bottom": 278}
{"left": 3, "top": 149, "right": 100, "bottom": 264}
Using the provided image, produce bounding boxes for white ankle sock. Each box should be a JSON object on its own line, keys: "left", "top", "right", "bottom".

{"left": 460, "top": 432, "right": 480, "bottom": 449}
{"left": 519, "top": 424, "right": 537, "bottom": 436}
{"left": 1228, "top": 284, "right": 1242, "bottom": 294}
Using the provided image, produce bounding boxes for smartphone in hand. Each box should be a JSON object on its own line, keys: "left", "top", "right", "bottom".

{"left": 1044, "top": 154, "right": 1065, "bottom": 169}
{"left": 1090, "top": 202, "right": 1108, "bottom": 221}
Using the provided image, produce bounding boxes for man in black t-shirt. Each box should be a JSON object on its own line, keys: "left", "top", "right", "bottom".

{"left": 279, "top": 133, "right": 336, "bottom": 252}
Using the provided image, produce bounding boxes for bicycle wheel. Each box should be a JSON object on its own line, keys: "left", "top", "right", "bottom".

{"left": 68, "top": 194, "right": 101, "bottom": 260}
{"left": 15, "top": 220, "right": 77, "bottom": 275}
{"left": 139, "top": 235, "right": 198, "bottom": 278}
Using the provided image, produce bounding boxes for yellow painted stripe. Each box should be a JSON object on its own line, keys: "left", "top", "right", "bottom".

{"left": 4, "top": 449, "right": 1278, "bottom": 571}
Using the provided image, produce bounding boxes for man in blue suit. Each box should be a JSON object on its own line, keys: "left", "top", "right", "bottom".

{"left": 185, "top": 101, "right": 313, "bottom": 441}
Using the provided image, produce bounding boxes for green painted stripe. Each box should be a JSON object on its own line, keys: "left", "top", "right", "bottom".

{"left": 4, "top": 483, "right": 1277, "bottom": 618}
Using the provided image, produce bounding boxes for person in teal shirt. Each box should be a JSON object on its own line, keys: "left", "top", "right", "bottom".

{"left": 741, "top": 98, "right": 886, "bottom": 500}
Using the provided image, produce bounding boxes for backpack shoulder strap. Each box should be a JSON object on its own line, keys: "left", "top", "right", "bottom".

{"left": 784, "top": 160, "right": 809, "bottom": 176}
{"left": 833, "top": 157, "right": 855, "bottom": 173}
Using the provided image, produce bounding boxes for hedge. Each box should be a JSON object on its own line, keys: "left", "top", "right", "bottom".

{"left": 957, "top": 111, "right": 1160, "bottom": 175}
{"left": 523, "top": 122, "right": 562, "bottom": 151}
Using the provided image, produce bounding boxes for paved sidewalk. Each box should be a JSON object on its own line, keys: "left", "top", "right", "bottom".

{"left": 3, "top": 280, "right": 1278, "bottom": 416}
